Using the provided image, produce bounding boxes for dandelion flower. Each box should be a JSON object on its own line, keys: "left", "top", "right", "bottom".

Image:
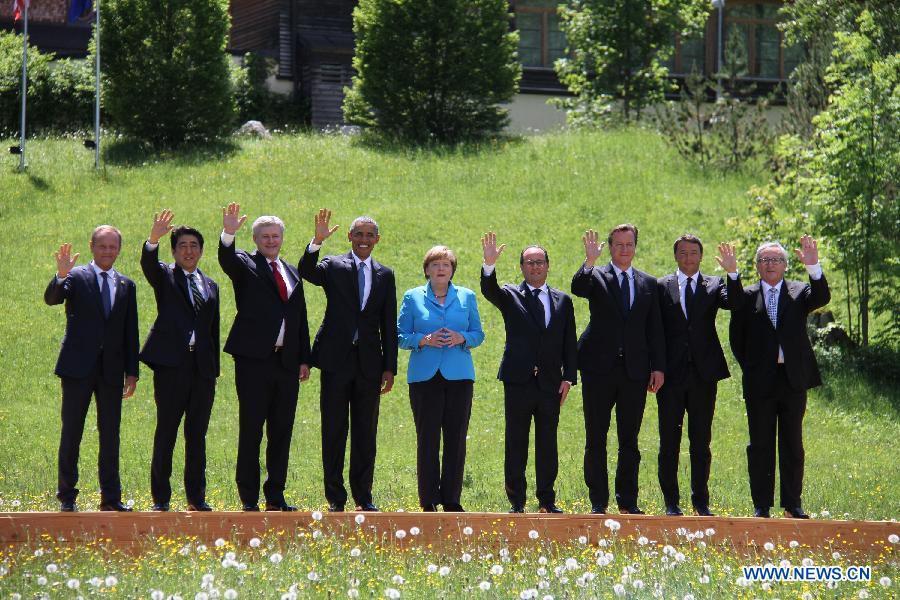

{"left": 461, "top": 553, "right": 472, "bottom": 563}
{"left": 529, "top": 530, "right": 539, "bottom": 540}
{"left": 439, "top": 566, "right": 450, "bottom": 576}
{"left": 538, "top": 556, "right": 548, "bottom": 565}
{"left": 214, "top": 538, "right": 226, "bottom": 548}
{"left": 736, "top": 576, "right": 749, "bottom": 587}
{"left": 613, "top": 583, "right": 626, "bottom": 597}
{"left": 699, "top": 575, "right": 709, "bottom": 584}
{"left": 224, "top": 590, "right": 238, "bottom": 600}
{"left": 479, "top": 581, "right": 491, "bottom": 591}
{"left": 463, "top": 526, "right": 473, "bottom": 536}
{"left": 33, "top": 548, "right": 44, "bottom": 557}
{"left": 269, "top": 552, "right": 283, "bottom": 564}
{"left": 490, "top": 565, "right": 504, "bottom": 576}
{"left": 347, "top": 590, "right": 359, "bottom": 599}
{"left": 151, "top": 591, "right": 164, "bottom": 600}
{"left": 46, "top": 564, "right": 58, "bottom": 574}
{"left": 355, "top": 514, "right": 365, "bottom": 525}
{"left": 392, "top": 575, "right": 405, "bottom": 585}
{"left": 395, "top": 529, "right": 407, "bottom": 540}
{"left": 311, "top": 510, "right": 323, "bottom": 521}
{"left": 832, "top": 551, "right": 841, "bottom": 560}
{"left": 427, "top": 564, "right": 438, "bottom": 574}
{"left": 763, "top": 542, "right": 775, "bottom": 551}
{"left": 880, "top": 577, "right": 892, "bottom": 587}
{"left": 67, "top": 579, "right": 80, "bottom": 589}
{"left": 37, "top": 576, "right": 47, "bottom": 586}
{"left": 888, "top": 534, "right": 898, "bottom": 544}
{"left": 632, "top": 580, "right": 644, "bottom": 590}
{"left": 802, "top": 557, "right": 814, "bottom": 567}
{"left": 637, "top": 536, "right": 648, "bottom": 546}
{"left": 385, "top": 588, "right": 400, "bottom": 599}
{"left": 225, "top": 551, "right": 236, "bottom": 561}
{"left": 308, "top": 571, "right": 319, "bottom": 581}
{"left": 410, "top": 527, "right": 420, "bottom": 536}
{"left": 249, "top": 537, "right": 261, "bottom": 548}
{"left": 683, "top": 595, "right": 694, "bottom": 600}
{"left": 350, "top": 547, "right": 361, "bottom": 557}
{"left": 704, "top": 528, "right": 715, "bottom": 536}
{"left": 195, "top": 594, "right": 209, "bottom": 600}
{"left": 858, "top": 590, "right": 870, "bottom": 599}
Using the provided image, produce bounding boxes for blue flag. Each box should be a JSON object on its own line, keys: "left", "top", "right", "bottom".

{"left": 68, "top": 0, "right": 93, "bottom": 23}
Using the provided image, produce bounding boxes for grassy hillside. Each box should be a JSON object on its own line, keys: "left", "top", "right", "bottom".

{"left": 0, "top": 130, "right": 896, "bottom": 519}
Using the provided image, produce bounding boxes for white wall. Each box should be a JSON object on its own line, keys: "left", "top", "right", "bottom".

{"left": 504, "top": 94, "right": 568, "bottom": 134}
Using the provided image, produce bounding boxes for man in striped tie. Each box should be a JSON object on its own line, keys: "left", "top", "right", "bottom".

{"left": 141, "top": 210, "right": 220, "bottom": 512}
{"left": 729, "top": 236, "right": 830, "bottom": 519}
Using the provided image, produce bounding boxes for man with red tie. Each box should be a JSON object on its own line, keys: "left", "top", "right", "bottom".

{"left": 218, "top": 203, "right": 311, "bottom": 511}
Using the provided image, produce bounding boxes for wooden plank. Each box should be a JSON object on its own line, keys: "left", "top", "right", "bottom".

{"left": 1, "top": 512, "right": 896, "bottom": 555}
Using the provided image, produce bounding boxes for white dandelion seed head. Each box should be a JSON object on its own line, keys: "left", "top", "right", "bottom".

{"left": 888, "top": 534, "right": 899, "bottom": 544}
{"left": 538, "top": 556, "right": 548, "bottom": 565}
{"left": 410, "top": 527, "right": 420, "bottom": 536}
{"left": 802, "top": 557, "right": 814, "bottom": 567}
{"left": 537, "top": 567, "right": 548, "bottom": 577}
{"left": 694, "top": 530, "right": 704, "bottom": 539}
{"left": 89, "top": 577, "right": 102, "bottom": 587}
{"left": 355, "top": 514, "right": 365, "bottom": 524}
{"left": 34, "top": 548, "right": 44, "bottom": 557}
{"left": 499, "top": 548, "right": 510, "bottom": 558}
{"left": 350, "top": 547, "right": 361, "bottom": 557}
{"left": 201, "top": 574, "right": 214, "bottom": 586}
{"left": 613, "top": 583, "right": 626, "bottom": 597}
{"left": 46, "top": 564, "right": 58, "bottom": 574}
{"left": 529, "top": 530, "right": 539, "bottom": 540}
{"left": 281, "top": 593, "right": 297, "bottom": 600}
{"left": 736, "top": 576, "right": 749, "bottom": 587}
{"left": 764, "top": 542, "right": 775, "bottom": 551}
{"left": 675, "top": 552, "right": 686, "bottom": 562}
{"left": 565, "top": 558, "right": 579, "bottom": 571}
{"left": 780, "top": 559, "right": 791, "bottom": 568}
{"left": 637, "top": 536, "right": 648, "bottom": 546}
{"left": 426, "top": 564, "right": 438, "bottom": 574}
{"left": 269, "top": 552, "right": 283, "bottom": 564}
{"left": 67, "top": 579, "right": 80, "bottom": 589}
{"left": 598, "top": 538, "right": 609, "bottom": 547}
{"left": 37, "top": 576, "right": 48, "bottom": 586}
{"left": 385, "top": 588, "right": 400, "bottom": 599}
{"left": 249, "top": 537, "right": 261, "bottom": 548}
{"left": 663, "top": 545, "right": 676, "bottom": 556}
{"left": 686, "top": 533, "right": 695, "bottom": 542}
{"left": 699, "top": 575, "right": 710, "bottom": 584}
{"left": 392, "top": 575, "right": 405, "bottom": 585}
{"left": 583, "top": 571, "right": 596, "bottom": 582}
{"left": 196, "top": 544, "right": 207, "bottom": 553}
{"left": 596, "top": 556, "right": 610, "bottom": 567}
{"left": 490, "top": 564, "right": 504, "bottom": 576}
{"left": 461, "top": 553, "right": 472, "bottom": 563}
{"left": 683, "top": 594, "right": 695, "bottom": 600}
{"left": 225, "top": 551, "right": 236, "bottom": 562}
{"left": 858, "top": 589, "right": 870, "bottom": 599}
{"left": 675, "top": 527, "right": 687, "bottom": 536}
{"left": 214, "top": 538, "right": 226, "bottom": 548}
{"left": 126, "top": 499, "right": 135, "bottom": 508}
{"left": 705, "top": 528, "right": 715, "bottom": 536}
{"left": 439, "top": 566, "right": 450, "bottom": 577}
{"left": 761, "top": 582, "right": 772, "bottom": 591}
{"left": 578, "top": 535, "right": 588, "bottom": 544}
{"left": 632, "top": 579, "right": 645, "bottom": 590}
{"left": 789, "top": 540, "right": 799, "bottom": 548}
{"left": 312, "top": 530, "right": 322, "bottom": 540}
{"left": 479, "top": 581, "right": 491, "bottom": 591}
{"left": 308, "top": 571, "right": 319, "bottom": 581}
{"left": 832, "top": 551, "right": 841, "bottom": 560}
{"left": 194, "top": 594, "right": 209, "bottom": 600}
{"left": 880, "top": 577, "right": 892, "bottom": 587}
{"left": 463, "top": 526, "right": 473, "bottom": 536}
{"left": 347, "top": 590, "right": 359, "bottom": 599}
{"left": 311, "top": 510, "right": 323, "bottom": 521}
{"left": 224, "top": 590, "right": 238, "bottom": 600}
{"left": 395, "top": 529, "right": 407, "bottom": 540}
{"left": 520, "top": 588, "right": 538, "bottom": 599}
{"left": 151, "top": 591, "right": 164, "bottom": 600}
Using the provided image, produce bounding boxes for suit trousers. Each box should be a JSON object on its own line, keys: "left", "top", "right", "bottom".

{"left": 234, "top": 353, "right": 299, "bottom": 506}
{"left": 320, "top": 348, "right": 382, "bottom": 508}
{"left": 409, "top": 372, "right": 473, "bottom": 508}
{"left": 150, "top": 353, "right": 216, "bottom": 505}
{"left": 745, "top": 364, "right": 806, "bottom": 509}
{"left": 504, "top": 379, "right": 560, "bottom": 507}
{"left": 57, "top": 360, "right": 123, "bottom": 504}
{"left": 582, "top": 359, "right": 647, "bottom": 509}
{"left": 656, "top": 364, "right": 717, "bottom": 509}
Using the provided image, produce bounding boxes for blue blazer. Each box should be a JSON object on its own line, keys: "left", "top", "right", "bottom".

{"left": 398, "top": 282, "right": 485, "bottom": 383}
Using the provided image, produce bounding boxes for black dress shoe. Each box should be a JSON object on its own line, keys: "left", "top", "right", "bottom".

{"left": 508, "top": 505, "right": 525, "bottom": 513}
{"left": 784, "top": 507, "right": 810, "bottom": 519}
{"left": 355, "top": 502, "right": 379, "bottom": 512}
{"left": 328, "top": 503, "right": 345, "bottom": 512}
{"left": 187, "top": 501, "right": 213, "bottom": 512}
{"left": 754, "top": 507, "right": 771, "bottom": 518}
{"left": 151, "top": 502, "right": 170, "bottom": 512}
{"left": 422, "top": 504, "right": 438, "bottom": 512}
{"left": 590, "top": 505, "right": 607, "bottom": 514}
{"left": 242, "top": 503, "right": 260, "bottom": 512}
{"left": 539, "top": 504, "right": 563, "bottom": 514}
{"left": 618, "top": 505, "right": 645, "bottom": 515}
{"left": 60, "top": 500, "right": 77, "bottom": 512}
{"left": 693, "top": 505, "right": 715, "bottom": 517}
{"left": 665, "top": 504, "right": 684, "bottom": 516}
{"left": 265, "top": 501, "right": 298, "bottom": 512}
{"left": 443, "top": 503, "right": 465, "bottom": 512}
{"left": 99, "top": 501, "right": 132, "bottom": 512}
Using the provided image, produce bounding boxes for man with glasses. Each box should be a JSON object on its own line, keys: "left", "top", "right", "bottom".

{"left": 729, "top": 236, "right": 829, "bottom": 519}
{"left": 481, "top": 232, "right": 577, "bottom": 514}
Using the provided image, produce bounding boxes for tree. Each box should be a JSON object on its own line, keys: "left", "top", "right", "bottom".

{"left": 343, "top": 0, "right": 520, "bottom": 143}
{"left": 555, "top": 0, "right": 708, "bottom": 124}
{"left": 101, "top": 0, "right": 235, "bottom": 147}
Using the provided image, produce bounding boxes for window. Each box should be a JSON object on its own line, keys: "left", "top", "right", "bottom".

{"left": 515, "top": 0, "right": 566, "bottom": 68}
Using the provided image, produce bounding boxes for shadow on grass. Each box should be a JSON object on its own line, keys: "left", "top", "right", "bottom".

{"left": 815, "top": 345, "right": 900, "bottom": 421}
{"left": 102, "top": 138, "right": 241, "bottom": 167}
{"left": 348, "top": 130, "right": 526, "bottom": 160}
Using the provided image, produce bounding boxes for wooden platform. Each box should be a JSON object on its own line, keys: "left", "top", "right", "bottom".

{"left": 1, "top": 512, "right": 896, "bottom": 555}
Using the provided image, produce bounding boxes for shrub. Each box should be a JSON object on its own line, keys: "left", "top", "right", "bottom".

{"left": 232, "top": 53, "right": 308, "bottom": 129}
{"left": 343, "top": 0, "right": 520, "bottom": 143}
{"left": 101, "top": 0, "right": 235, "bottom": 147}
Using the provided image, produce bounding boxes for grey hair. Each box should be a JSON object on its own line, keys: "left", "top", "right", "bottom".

{"left": 350, "top": 216, "right": 379, "bottom": 235}
{"left": 755, "top": 241, "right": 789, "bottom": 263}
{"left": 251, "top": 216, "right": 285, "bottom": 237}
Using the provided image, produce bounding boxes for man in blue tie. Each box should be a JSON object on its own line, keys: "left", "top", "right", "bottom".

{"left": 300, "top": 209, "right": 398, "bottom": 512}
{"left": 45, "top": 226, "right": 140, "bottom": 512}
{"left": 729, "top": 236, "right": 829, "bottom": 519}
{"left": 571, "top": 224, "right": 666, "bottom": 515}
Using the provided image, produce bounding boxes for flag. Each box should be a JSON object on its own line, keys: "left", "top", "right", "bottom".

{"left": 69, "top": 0, "right": 93, "bottom": 23}
{"left": 12, "top": 0, "right": 28, "bottom": 21}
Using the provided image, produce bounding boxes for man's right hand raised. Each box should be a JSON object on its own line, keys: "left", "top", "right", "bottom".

{"left": 149, "top": 209, "right": 175, "bottom": 244}
{"left": 223, "top": 202, "right": 248, "bottom": 235}
{"left": 582, "top": 229, "right": 605, "bottom": 267}
{"left": 55, "top": 243, "right": 79, "bottom": 278}
{"left": 312, "top": 208, "right": 339, "bottom": 245}
{"left": 481, "top": 231, "right": 506, "bottom": 266}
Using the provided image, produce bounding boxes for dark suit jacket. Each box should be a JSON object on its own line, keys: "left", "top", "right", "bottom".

{"left": 571, "top": 263, "right": 666, "bottom": 381}
{"left": 657, "top": 272, "right": 743, "bottom": 385}
{"left": 299, "top": 249, "right": 398, "bottom": 379}
{"left": 729, "top": 275, "right": 830, "bottom": 398}
{"left": 44, "top": 265, "right": 140, "bottom": 386}
{"left": 218, "top": 240, "right": 311, "bottom": 373}
{"left": 481, "top": 270, "right": 577, "bottom": 392}
{"left": 139, "top": 243, "right": 220, "bottom": 379}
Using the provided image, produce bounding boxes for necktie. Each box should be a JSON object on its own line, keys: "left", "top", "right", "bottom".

{"left": 620, "top": 271, "right": 631, "bottom": 314}
{"left": 270, "top": 261, "right": 288, "bottom": 302}
{"left": 357, "top": 262, "right": 367, "bottom": 310}
{"left": 188, "top": 273, "right": 204, "bottom": 316}
{"left": 767, "top": 287, "right": 778, "bottom": 328}
{"left": 531, "top": 287, "right": 546, "bottom": 329}
{"left": 99, "top": 271, "right": 111, "bottom": 318}
{"left": 684, "top": 276, "right": 694, "bottom": 320}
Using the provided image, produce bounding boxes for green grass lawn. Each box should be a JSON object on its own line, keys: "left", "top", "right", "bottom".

{"left": 0, "top": 129, "right": 897, "bottom": 523}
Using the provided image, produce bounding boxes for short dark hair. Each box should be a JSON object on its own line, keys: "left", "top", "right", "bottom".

{"left": 673, "top": 234, "right": 703, "bottom": 256}
{"left": 607, "top": 223, "right": 639, "bottom": 247}
{"left": 520, "top": 245, "right": 549, "bottom": 265}
{"left": 171, "top": 226, "right": 205, "bottom": 251}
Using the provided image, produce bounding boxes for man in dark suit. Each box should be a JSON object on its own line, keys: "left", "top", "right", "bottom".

{"left": 219, "top": 202, "right": 311, "bottom": 512}
{"left": 730, "top": 236, "right": 829, "bottom": 519}
{"left": 140, "top": 210, "right": 219, "bottom": 512}
{"left": 300, "top": 208, "right": 398, "bottom": 512}
{"left": 480, "top": 232, "right": 577, "bottom": 514}
{"left": 44, "top": 226, "right": 139, "bottom": 512}
{"left": 571, "top": 224, "right": 665, "bottom": 515}
{"left": 656, "top": 235, "right": 743, "bottom": 517}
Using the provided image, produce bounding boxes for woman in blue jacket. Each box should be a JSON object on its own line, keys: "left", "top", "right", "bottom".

{"left": 398, "top": 245, "right": 485, "bottom": 512}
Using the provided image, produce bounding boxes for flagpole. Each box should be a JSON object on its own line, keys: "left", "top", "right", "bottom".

{"left": 93, "top": 0, "right": 101, "bottom": 169}
{"left": 17, "top": 1, "right": 28, "bottom": 171}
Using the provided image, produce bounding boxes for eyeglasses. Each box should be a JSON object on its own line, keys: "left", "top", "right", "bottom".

{"left": 524, "top": 260, "right": 547, "bottom": 267}
{"left": 757, "top": 257, "right": 786, "bottom": 265}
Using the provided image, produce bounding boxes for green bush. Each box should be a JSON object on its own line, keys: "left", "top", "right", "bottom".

{"left": 232, "top": 52, "right": 308, "bottom": 129}
{"left": 344, "top": 0, "right": 520, "bottom": 143}
{"left": 101, "top": 0, "right": 235, "bottom": 147}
